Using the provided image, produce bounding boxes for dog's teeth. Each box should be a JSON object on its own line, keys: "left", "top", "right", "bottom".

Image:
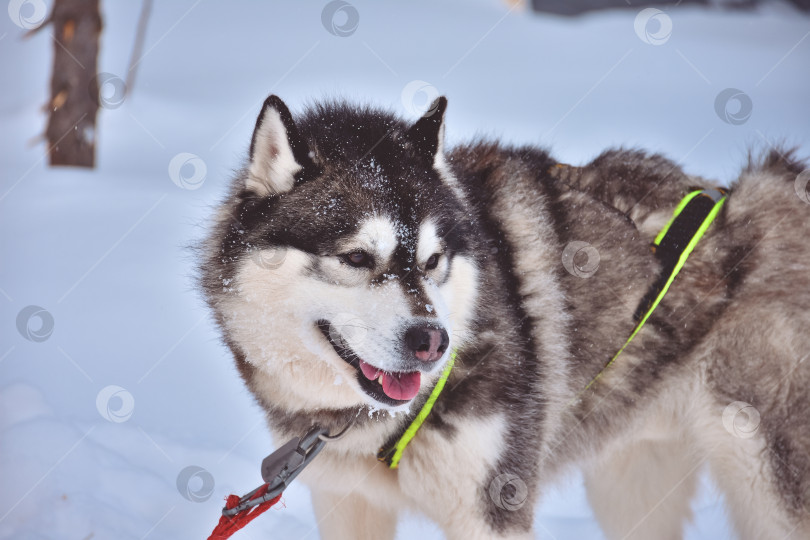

{"left": 377, "top": 374, "right": 383, "bottom": 384}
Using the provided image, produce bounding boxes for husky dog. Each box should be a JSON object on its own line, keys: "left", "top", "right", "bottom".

{"left": 199, "top": 94, "right": 810, "bottom": 539}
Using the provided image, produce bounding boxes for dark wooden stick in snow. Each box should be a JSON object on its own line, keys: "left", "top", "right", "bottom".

{"left": 45, "top": 0, "right": 102, "bottom": 168}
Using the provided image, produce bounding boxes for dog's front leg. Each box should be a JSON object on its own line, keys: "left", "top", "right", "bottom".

{"left": 311, "top": 488, "right": 397, "bottom": 540}
{"left": 399, "top": 413, "right": 536, "bottom": 540}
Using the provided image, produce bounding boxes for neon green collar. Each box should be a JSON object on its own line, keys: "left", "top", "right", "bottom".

{"left": 377, "top": 350, "right": 456, "bottom": 469}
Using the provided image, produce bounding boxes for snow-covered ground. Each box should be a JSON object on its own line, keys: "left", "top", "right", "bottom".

{"left": 1, "top": 1, "right": 808, "bottom": 538}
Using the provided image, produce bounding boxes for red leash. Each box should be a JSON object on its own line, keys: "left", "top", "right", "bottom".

{"left": 207, "top": 484, "right": 282, "bottom": 540}
{"left": 206, "top": 425, "right": 335, "bottom": 539}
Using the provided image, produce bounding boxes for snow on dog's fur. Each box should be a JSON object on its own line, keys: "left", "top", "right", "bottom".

{"left": 200, "top": 94, "right": 810, "bottom": 539}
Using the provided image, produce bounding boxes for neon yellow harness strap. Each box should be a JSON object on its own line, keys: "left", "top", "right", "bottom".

{"left": 383, "top": 350, "right": 456, "bottom": 469}
{"left": 580, "top": 192, "right": 727, "bottom": 396}
{"left": 653, "top": 189, "right": 704, "bottom": 245}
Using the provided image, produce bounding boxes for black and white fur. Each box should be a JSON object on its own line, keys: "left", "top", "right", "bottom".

{"left": 199, "top": 95, "right": 810, "bottom": 539}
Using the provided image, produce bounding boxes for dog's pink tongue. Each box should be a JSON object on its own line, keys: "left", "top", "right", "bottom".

{"left": 359, "top": 360, "right": 381, "bottom": 380}
{"left": 381, "top": 371, "right": 421, "bottom": 401}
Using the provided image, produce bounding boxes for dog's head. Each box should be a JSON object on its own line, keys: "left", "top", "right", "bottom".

{"left": 206, "top": 96, "right": 479, "bottom": 411}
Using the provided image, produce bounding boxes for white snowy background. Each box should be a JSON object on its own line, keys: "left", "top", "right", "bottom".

{"left": 2, "top": 0, "right": 809, "bottom": 538}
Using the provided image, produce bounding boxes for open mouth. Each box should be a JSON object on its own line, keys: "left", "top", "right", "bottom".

{"left": 317, "top": 320, "right": 421, "bottom": 406}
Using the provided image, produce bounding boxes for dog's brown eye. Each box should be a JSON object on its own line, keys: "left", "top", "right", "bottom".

{"left": 343, "top": 251, "right": 372, "bottom": 268}
{"left": 425, "top": 253, "right": 441, "bottom": 270}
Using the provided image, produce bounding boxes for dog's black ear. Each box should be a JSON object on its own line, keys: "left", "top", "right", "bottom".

{"left": 247, "top": 95, "right": 311, "bottom": 196}
{"left": 405, "top": 96, "right": 447, "bottom": 159}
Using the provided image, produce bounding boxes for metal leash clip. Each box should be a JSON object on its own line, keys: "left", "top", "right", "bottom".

{"left": 222, "top": 426, "right": 328, "bottom": 517}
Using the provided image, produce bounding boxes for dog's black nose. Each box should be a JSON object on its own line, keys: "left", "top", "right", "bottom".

{"left": 404, "top": 325, "right": 449, "bottom": 363}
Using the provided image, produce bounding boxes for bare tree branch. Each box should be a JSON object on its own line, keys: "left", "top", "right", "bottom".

{"left": 125, "top": 0, "right": 153, "bottom": 97}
